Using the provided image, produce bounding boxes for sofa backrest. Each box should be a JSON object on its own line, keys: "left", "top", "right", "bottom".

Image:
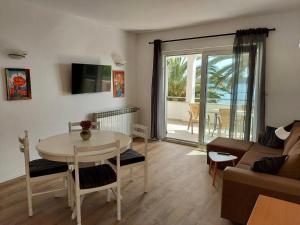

{"left": 283, "top": 122, "right": 300, "bottom": 155}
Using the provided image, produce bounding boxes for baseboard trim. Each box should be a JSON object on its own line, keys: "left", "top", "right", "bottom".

{"left": 0, "top": 175, "right": 25, "bottom": 187}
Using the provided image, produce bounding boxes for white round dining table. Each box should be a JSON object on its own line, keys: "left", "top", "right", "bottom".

{"left": 36, "top": 130, "right": 131, "bottom": 163}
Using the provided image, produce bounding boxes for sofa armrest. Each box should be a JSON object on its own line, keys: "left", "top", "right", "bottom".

{"left": 223, "top": 167, "right": 300, "bottom": 196}
{"left": 221, "top": 167, "right": 300, "bottom": 224}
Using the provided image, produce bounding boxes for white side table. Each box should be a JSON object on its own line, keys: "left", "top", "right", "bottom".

{"left": 208, "top": 151, "right": 237, "bottom": 186}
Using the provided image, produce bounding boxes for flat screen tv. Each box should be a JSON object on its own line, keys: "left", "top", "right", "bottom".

{"left": 71, "top": 63, "right": 112, "bottom": 94}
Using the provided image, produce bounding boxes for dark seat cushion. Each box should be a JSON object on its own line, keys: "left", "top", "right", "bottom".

{"left": 29, "top": 159, "right": 68, "bottom": 178}
{"left": 108, "top": 149, "right": 145, "bottom": 166}
{"left": 72, "top": 164, "right": 116, "bottom": 189}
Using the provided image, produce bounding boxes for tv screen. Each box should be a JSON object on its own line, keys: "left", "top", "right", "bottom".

{"left": 71, "top": 63, "right": 112, "bottom": 94}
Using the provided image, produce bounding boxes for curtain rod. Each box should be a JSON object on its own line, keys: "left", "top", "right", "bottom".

{"left": 148, "top": 28, "right": 276, "bottom": 44}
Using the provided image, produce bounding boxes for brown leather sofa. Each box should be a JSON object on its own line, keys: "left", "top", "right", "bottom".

{"left": 207, "top": 122, "right": 300, "bottom": 225}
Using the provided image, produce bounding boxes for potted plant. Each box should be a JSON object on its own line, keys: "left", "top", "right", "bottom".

{"left": 80, "top": 120, "right": 92, "bottom": 141}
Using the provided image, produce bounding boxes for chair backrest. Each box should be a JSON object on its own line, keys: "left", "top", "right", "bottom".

{"left": 68, "top": 121, "right": 100, "bottom": 133}
{"left": 219, "top": 108, "right": 230, "bottom": 128}
{"left": 73, "top": 141, "right": 120, "bottom": 190}
{"left": 18, "top": 130, "right": 30, "bottom": 179}
{"left": 189, "top": 103, "right": 200, "bottom": 120}
{"left": 131, "top": 124, "right": 148, "bottom": 158}
{"left": 74, "top": 141, "right": 120, "bottom": 164}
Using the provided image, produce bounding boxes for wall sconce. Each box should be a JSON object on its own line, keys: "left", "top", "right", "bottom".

{"left": 111, "top": 52, "right": 126, "bottom": 66}
{"left": 7, "top": 50, "right": 27, "bottom": 59}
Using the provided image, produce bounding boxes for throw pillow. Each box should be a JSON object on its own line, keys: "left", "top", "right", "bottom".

{"left": 258, "top": 126, "right": 284, "bottom": 149}
{"left": 251, "top": 155, "right": 287, "bottom": 175}
{"left": 278, "top": 154, "right": 300, "bottom": 180}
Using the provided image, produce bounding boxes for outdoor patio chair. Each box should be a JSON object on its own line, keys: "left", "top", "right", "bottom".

{"left": 188, "top": 103, "right": 211, "bottom": 134}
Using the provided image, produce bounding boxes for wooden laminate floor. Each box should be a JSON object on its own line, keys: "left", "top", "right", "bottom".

{"left": 0, "top": 141, "right": 234, "bottom": 225}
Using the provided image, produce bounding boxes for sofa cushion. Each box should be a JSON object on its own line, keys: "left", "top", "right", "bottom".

{"left": 251, "top": 155, "right": 287, "bottom": 175}
{"left": 258, "top": 126, "right": 284, "bottom": 149}
{"left": 278, "top": 154, "right": 300, "bottom": 180}
{"left": 283, "top": 123, "right": 300, "bottom": 155}
{"left": 207, "top": 137, "right": 253, "bottom": 153}
{"left": 250, "top": 143, "right": 283, "bottom": 155}
{"left": 236, "top": 163, "right": 252, "bottom": 170}
{"left": 239, "top": 148, "right": 281, "bottom": 166}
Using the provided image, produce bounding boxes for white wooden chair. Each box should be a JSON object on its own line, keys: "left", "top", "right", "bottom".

{"left": 19, "top": 130, "right": 70, "bottom": 216}
{"left": 108, "top": 124, "right": 149, "bottom": 193}
{"left": 71, "top": 141, "right": 121, "bottom": 225}
{"left": 68, "top": 121, "right": 100, "bottom": 133}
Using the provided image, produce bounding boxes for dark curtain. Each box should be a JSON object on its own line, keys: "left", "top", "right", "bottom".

{"left": 229, "top": 28, "right": 269, "bottom": 141}
{"left": 150, "top": 39, "right": 165, "bottom": 140}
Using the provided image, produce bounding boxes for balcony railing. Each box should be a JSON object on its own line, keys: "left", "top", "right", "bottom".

{"left": 167, "top": 97, "right": 247, "bottom": 122}
{"left": 167, "top": 96, "right": 186, "bottom": 102}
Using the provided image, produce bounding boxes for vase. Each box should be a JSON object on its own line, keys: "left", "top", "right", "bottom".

{"left": 80, "top": 129, "right": 91, "bottom": 141}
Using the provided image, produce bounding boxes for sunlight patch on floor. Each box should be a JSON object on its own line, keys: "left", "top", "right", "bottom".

{"left": 186, "top": 150, "right": 207, "bottom": 156}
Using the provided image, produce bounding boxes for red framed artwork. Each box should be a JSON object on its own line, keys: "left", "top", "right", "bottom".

{"left": 113, "top": 70, "right": 125, "bottom": 97}
{"left": 5, "top": 68, "right": 32, "bottom": 100}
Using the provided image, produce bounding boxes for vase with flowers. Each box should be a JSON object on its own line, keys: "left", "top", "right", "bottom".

{"left": 80, "top": 120, "right": 92, "bottom": 141}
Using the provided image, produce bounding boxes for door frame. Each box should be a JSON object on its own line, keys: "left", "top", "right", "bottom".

{"left": 162, "top": 49, "right": 203, "bottom": 147}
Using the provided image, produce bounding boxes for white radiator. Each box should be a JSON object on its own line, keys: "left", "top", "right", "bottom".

{"left": 92, "top": 107, "right": 139, "bottom": 135}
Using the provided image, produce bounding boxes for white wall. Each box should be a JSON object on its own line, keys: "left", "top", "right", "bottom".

{"left": 167, "top": 101, "right": 190, "bottom": 121}
{"left": 0, "top": 0, "right": 136, "bottom": 182}
{"left": 136, "top": 10, "right": 300, "bottom": 130}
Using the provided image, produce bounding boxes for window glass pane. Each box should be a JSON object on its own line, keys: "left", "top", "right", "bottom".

{"left": 166, "top": 54, "right": 201, "bottom": 143}
{"left": 204, "top": 54, "right": 234, "bottom": 142}
{"left": 166, "top": 56, "right": 187, "bottom": 102}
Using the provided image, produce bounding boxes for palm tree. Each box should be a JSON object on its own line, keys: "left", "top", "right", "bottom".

{"left": 167, "top": 54, "right": 249, "bottom": 103}
{"left": 195, "top": 55, "right": 248, "bottom": 103}
{"left": 167, "top": 56, "right": 187, "bottom": 101}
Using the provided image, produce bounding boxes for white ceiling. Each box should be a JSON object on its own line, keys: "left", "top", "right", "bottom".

{"left": 25, "top": 0, "right": 300, "bottom": 31}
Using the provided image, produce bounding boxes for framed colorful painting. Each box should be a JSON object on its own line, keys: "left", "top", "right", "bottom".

{"left": 5, "top": 68, "right": 32, "bottom": 100}
{"left": 113, "top": 70, "right": 125, "bottom": 97}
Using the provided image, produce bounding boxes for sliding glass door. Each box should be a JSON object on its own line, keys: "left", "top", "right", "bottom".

{"left": 164, "top": 49, "right": 251, "bottom": 145}
{"left": 165, "top": 53, "right": 202, "bottom": 144}
{"left": 201, "top": 53, "right": 234, "bottom": 143}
